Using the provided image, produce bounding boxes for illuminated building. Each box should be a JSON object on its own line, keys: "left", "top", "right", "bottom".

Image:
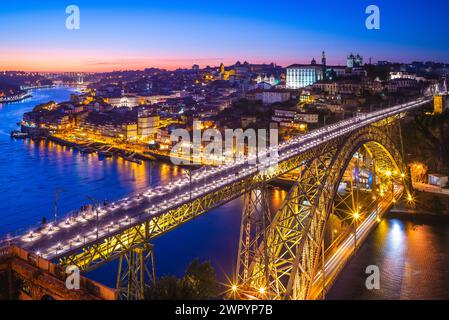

{"left": 138, "top": 113, "right": 160, "bottom": 141}
{"left": 433, "top": 95, "right": 448, "bottom": 114}
{"left": 428, "top": 173, "right": 449, "bottom": 187}
{"left": 286, "top": 52, "right": 328, "bottom": 89}
{"left": 286, "top": 62, "right": 325, "bottom": 89}
{"left": 434, "top": 95, "right": 443, "bottom": 114}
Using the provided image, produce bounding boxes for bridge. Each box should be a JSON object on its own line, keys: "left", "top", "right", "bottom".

{"left": 1, "top": 92, "right": 443, "bottom": 300}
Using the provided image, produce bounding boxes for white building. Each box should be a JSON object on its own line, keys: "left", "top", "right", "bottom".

{"left": 428, "top": 174, "right": 448, "bottom": 188}
{"left": 108, "top": 95, "right": 143, "bottom": 108}
{"left": 256, "top": 90, "right": 291, "bottom": 105}
{"left": 286, "top": 63, "right": 325, "bottom": 89}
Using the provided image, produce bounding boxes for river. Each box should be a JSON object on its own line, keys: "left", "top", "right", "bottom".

{"left": 1, "top": 87, "right": 448, "bottom": 299}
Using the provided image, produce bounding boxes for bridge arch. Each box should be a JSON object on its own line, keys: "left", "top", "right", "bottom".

{"left": 240, "top": 125, "right": 412, "bottom": 300}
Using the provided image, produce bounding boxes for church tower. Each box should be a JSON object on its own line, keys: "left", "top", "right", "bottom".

{"left": 322, "top": 51, "right": 327, "bottom": 81}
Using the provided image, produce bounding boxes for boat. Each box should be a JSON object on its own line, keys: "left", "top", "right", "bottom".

{"left": 10, "top": 130, "right": 29, "bottom": 139}
{"left": 80, "top": 147, "right": 95, "bottom": 154}
{"left": 121, "top": 153, "right": 143, "bottom": 165}
{"left": 123, "top": 156, "right": 142, "bottom": 165}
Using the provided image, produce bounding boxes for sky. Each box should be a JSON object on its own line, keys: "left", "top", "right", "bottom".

{"left": 0, "top": 0, "right": 448, "bottom": 72}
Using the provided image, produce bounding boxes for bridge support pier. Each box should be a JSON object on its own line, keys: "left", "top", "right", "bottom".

{"left": 116, "top": 243, "right": 156, "bottom": 300}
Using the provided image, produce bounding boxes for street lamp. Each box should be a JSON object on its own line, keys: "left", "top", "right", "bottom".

{"left": 353, "top": 211, "right": 360, "bottom": 250}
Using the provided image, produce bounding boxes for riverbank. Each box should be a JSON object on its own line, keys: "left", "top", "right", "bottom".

{"left": 388, "top": 208, "right": 449, "bottom": 221}
{"left": 46, "top": 134, "right": 202, "bottom": 168}
{"left": 0, "top": 91, "right": 32, "bottom": 103}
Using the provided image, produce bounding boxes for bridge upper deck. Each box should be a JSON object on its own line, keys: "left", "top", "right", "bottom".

{"left": 10, "top": 96, "right": 433, "bottom": 268}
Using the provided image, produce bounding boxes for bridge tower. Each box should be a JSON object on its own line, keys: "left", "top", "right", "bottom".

{"left": 116, "top": 243, "right": 156, "bottom": 300}
{"left": 235, "top": 186, "right": 271, "bottom": 289}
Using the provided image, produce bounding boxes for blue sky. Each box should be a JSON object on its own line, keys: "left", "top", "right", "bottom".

{"left": 0, "top": 0, "right": 448, "bottom": 71}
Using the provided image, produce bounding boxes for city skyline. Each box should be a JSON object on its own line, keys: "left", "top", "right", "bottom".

{"left": 1, "top": 0, "right": 449, "bottom": 72}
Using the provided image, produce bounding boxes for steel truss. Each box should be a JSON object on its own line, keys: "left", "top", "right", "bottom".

{"left": 235, "top": 186, "right": 271, "bottom": 287}
{"left": 116, "top": 243, "right": 156, "bottom": 300}
{"left": 238, "top": 125, "right": 411, "bottom": 300}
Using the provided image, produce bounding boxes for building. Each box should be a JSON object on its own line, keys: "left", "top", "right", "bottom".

{"left": 390, "top": 71, "right": 417, "bottom": 80}
{"left": 107, "top": 95, "right": 143, "bottom": 108}
{"left": 138, "top": 112, "right": 160, "bottom": 141}
{"left": 428, "top": 174, "right": 449, "bottom": 188}
{"left": 286, "top": 62, "right": 325, "bottom": 89}
{"left": 254, "top": 74, "right": 277, "bottom": 86}
{"left": 255, "top": 89, "right": 291, "bottom": 105}
{"left": 387, "top": 79, "right": 418, "bottom": 92}
{"left": 297, "top": 113, "right": 319, "bottom": 124}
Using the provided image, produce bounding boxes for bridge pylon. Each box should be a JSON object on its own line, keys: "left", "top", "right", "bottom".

{"left": 116, "top": 243, "right": 156, "bottom": 300}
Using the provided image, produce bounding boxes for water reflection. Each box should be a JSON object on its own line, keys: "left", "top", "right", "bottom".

{"left": 327, "top": 217, "right": 449, "bottom": 300}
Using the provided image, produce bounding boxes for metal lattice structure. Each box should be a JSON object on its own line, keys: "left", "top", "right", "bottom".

{"left": 116, "top": 243, "right": 156, "bottom": 300}
{"left": 236, "top": 125, "right": 412, "bottom": 300}
{"left": 235, "top": 187, "right": 271, "bottom": 286}
{"left": 54, "top": 123, "right": 412, "bottom": 300}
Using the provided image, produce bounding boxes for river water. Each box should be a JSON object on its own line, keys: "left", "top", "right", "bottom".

{"left": 1, "top": 87, "right": 448, "bottom": 299}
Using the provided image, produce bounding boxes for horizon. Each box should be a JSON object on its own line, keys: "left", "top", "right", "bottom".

{"left": 1, "top": 0, "right": 449, "bottom": 72}
{"left": 2, "top": 57, "right": 449, "bottom": 74}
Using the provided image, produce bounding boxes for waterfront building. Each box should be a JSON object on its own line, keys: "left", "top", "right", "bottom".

{"left": 138, "top": 112, "right": 160, "bottom": 141}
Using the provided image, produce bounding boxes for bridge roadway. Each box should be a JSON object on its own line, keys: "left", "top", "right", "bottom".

{"left": 15, "top": 96, "right": 432, "bottom": 264}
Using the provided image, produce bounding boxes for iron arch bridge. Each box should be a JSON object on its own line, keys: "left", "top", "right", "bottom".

{"left": 234, "top": 125, "right": 412, "bottom": 300}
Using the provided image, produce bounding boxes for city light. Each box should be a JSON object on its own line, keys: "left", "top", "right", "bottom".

{"left": 1, "top": 6, "right": 446, "bottom": 302}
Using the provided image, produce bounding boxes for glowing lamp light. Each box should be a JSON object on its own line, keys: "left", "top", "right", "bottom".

{"left": 385, "top": 170, "right": 392, "bottom": 177}
{"left": 231, "top": 285, "right": 238, "bottom": 292}
{"left": 353, "top": 212, "right": 360, "bottom": 220}
{"left": 259, "top": 287, "right": 266, "bottom": 295}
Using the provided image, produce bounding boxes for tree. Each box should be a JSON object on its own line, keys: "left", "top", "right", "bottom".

{"left": 182, "top": 259, "right": 219, "bottom": 300}
{"left": 145, "top": 259, "right": 219, "bottom": 300}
